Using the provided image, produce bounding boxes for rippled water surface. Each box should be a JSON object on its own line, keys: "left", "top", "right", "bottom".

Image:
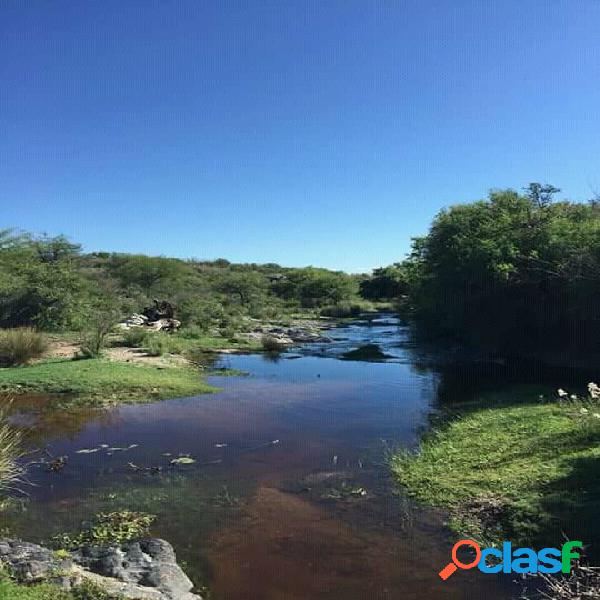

{"left": 4, "top": 316, "right": 523, "bottom": 599}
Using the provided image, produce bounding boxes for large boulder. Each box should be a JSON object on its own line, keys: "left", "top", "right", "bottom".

{"left": 0, "top": 538, "right": 202, "bottom": 600}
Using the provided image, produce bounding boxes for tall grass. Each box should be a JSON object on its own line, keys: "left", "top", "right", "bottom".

{"left": 320, "top": 303, "right": 363, "bottom": 318}
{"left": 0, "top": 402, "right": 23, "bottom": 495}
{"left": 0, "top": 328, "right": 48, "bottom": 366}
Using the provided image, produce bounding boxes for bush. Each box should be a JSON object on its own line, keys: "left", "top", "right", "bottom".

{"left": 261, "top": 335, "right": 287, "bottom": 352}
{"left": 320, "top": 303, "right": 362, "bottom": 318}
{"left": 0, "top": 328, "right": 48, "bottom": 366}
{"left": 144, "top": 333, "right": 184, "bottom": 356}
{"left": 122, "top": 327, "right": 148, "bottom": 347}
{"left": 76, "top": 303, "right": 121, "bottom": 359}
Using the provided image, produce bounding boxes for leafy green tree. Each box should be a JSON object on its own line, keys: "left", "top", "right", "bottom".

{"left": 360, "top": 264, "right": 409, "bottom": 300}
{"left": 272, "top": 268, "right": 357, "bottom": 308}
{"left": 0, "top": 231, "right": 89, "bottom": 329}
{"left": 109, "top": 255, "right": 192, "bottom": 297}
{"left": 215, "top": 271, "right": 267, "bottom": 307}
{"left": 405, "top": 184, "right": 600, "bottom": 352}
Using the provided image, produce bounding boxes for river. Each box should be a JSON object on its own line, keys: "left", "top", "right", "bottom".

{"left": 3, "top": 315, "right": 538, "bottom": 599}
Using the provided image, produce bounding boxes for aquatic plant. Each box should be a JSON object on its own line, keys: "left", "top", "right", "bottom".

{"left": 52, "top": 511, "right": 156, "bottom": 550}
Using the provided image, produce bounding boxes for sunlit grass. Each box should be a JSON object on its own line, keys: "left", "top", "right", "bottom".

{"left": 391, "top": 389, "right": 600, "bottom": 549}
{"left": 0, "top": 359, "right": 217, "bottom": 406}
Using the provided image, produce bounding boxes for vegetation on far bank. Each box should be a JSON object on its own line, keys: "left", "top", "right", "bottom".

{"left": 391, "top": 384, "right": 600, "bottom": 554}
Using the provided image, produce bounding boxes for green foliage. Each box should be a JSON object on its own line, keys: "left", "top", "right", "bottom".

{"left": 272, "top": 268, "right": 358, "bottom": 308}
{"left": 0, "top": 229, "right": 363, "bottom": 340}
{"left": 0, "top": 359, "right": 217, "bottom": 405}
{"left": 52, "top": 511, "right": 155, "bottom": 550}
{"left": 76, "top": 297, "right": 122, "bottom": 359}
{"left": 216, "top": 271, "right": 268, "bottom": 307}
{"left": 144, "top": 333, "right": 185, "bottom": 356}
{"left": 0, "top": 328, "right": 48, "bottom": 366}
{"left": 402, "top": 184, "right": 600, "bottom": 352}
{"left": 0, "top": 231, "right": 89, "bottom": 330}
{"left": 320, "top": 302, "right": 363, "bottom": 318}
{"left": 121, "top": 328, "right": 148, "bottom": 347}
{"left": 0, "top": 577, "right": 73, "bottom": 600}
{"left": 71, "top": 581, "right": 123, "bottom": 600}
{"left": 0, "top": 575, "right": 123, "bottom": 599}
{"left": 177, "top": 298, "right": 224, "bottom": 331}
{"left": 359, "top": 264, "right": 409, "bottom": 300}
{"left": 108, "top": 255, "right": 192, "bottom": 297}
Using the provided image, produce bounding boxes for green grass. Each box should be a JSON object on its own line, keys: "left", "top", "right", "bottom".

{"left": 175, "top": 331, "right": 262, "bottom": 351}
{"left": 0, "top": 577, "right": 122, "bottom": 599}
{"left": 0, "top": 358, "right": 217, "bottom": 406}
{"left": 0, "top": 578, "right": 73, "bottom": 600}
{"left": 391, "top": 391, "right": 600, "bottom": 552}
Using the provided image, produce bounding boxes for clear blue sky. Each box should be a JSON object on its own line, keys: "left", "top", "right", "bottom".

{"left": 2, "top": 1, "right": 599, "bottom": 272}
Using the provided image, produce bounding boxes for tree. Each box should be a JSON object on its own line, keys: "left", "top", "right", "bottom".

{"left": 0, "top": 231, "right": 89, "bottom": 329}
{"left": 272, "top": 268, "right": 357, "bottom": 308}
{"left": 405, "top": 185, "right": 600, "bottom": 352}
{"left": 216, "top": 271, "right": 267, "bottom": 307}
{"left": 109, "top": 255, "right": 192, "bottom": 297}
{"left": 360, "top": 264, "right": 409, "bottom": 300}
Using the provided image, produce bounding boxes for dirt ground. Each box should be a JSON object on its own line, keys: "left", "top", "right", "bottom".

{"left": 45, "top": 339, "right": 187, "bottom": 367}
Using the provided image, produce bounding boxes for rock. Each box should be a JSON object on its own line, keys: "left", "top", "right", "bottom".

{"left": 0, "top": 539, "right": 72, "bottom": 582}
{"left": 146, "top": 318, "right": 181, "bottom": 332}
{"left": 0, "top": 538, "right": 202, "bottom": 600}
{"left": 143, "top": 300, "right": 175, "bottom": 322}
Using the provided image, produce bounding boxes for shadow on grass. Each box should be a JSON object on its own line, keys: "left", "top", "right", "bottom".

{"left": 538, "top": 454, "right": 600, "bottom": 562}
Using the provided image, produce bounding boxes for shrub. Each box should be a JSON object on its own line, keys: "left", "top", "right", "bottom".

{"left": 0, "top": 328, "right": 48, "bottom": 366}
{"left": 320, "top": 303, "right": 362, "bottom": 318}
{"left": 76, "top": 305, "right": 120, "bottom": 359}
{"left": 122, "top": 327, "right": 148, "bottom": 347}
{"left": 144, "top": 333, "right": 184, "bottom": 356}
{"left": 178, "top": 326, "right": 205, "bottom": 340}
{"left": 261, "top": 335, "right": 287, "bottom": 352}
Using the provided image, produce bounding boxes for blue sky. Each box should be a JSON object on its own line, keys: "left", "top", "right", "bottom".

{"left": 2, "top": 1, "right": 599, "bottom": 272}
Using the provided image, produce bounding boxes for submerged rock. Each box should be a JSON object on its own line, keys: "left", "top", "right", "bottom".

{"left": 342, "top": 344, "right": 392, "bottom": 361}
{"left": 0, "top": 537, "right": 202, "bottom": 600}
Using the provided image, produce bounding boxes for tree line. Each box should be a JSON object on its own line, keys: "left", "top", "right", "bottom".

{"left": 0, "top": 230, "right": 364, "bottom": 334}
{"left": 3, "top": 182, "right": 598, "bottom": 357}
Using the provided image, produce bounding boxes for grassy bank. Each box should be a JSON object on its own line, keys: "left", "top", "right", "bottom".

{"left": 391, "top": 387, "right": 600, "bottom": 553}
{"left": 0, "top": 359, "right": 217, "bottom": 406}
{"left": 0, "top": 577, "right": 123, "bottom": 600}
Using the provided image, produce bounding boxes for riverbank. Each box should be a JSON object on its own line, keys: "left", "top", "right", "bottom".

{"left": 0, "top": 318, "right": 337, "bottom": 407}
{"left": 391, "top": 385, "right": 600, "bottom": 555}
{"left": 0, "top": 358, "right": 217, "bottom": 406}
